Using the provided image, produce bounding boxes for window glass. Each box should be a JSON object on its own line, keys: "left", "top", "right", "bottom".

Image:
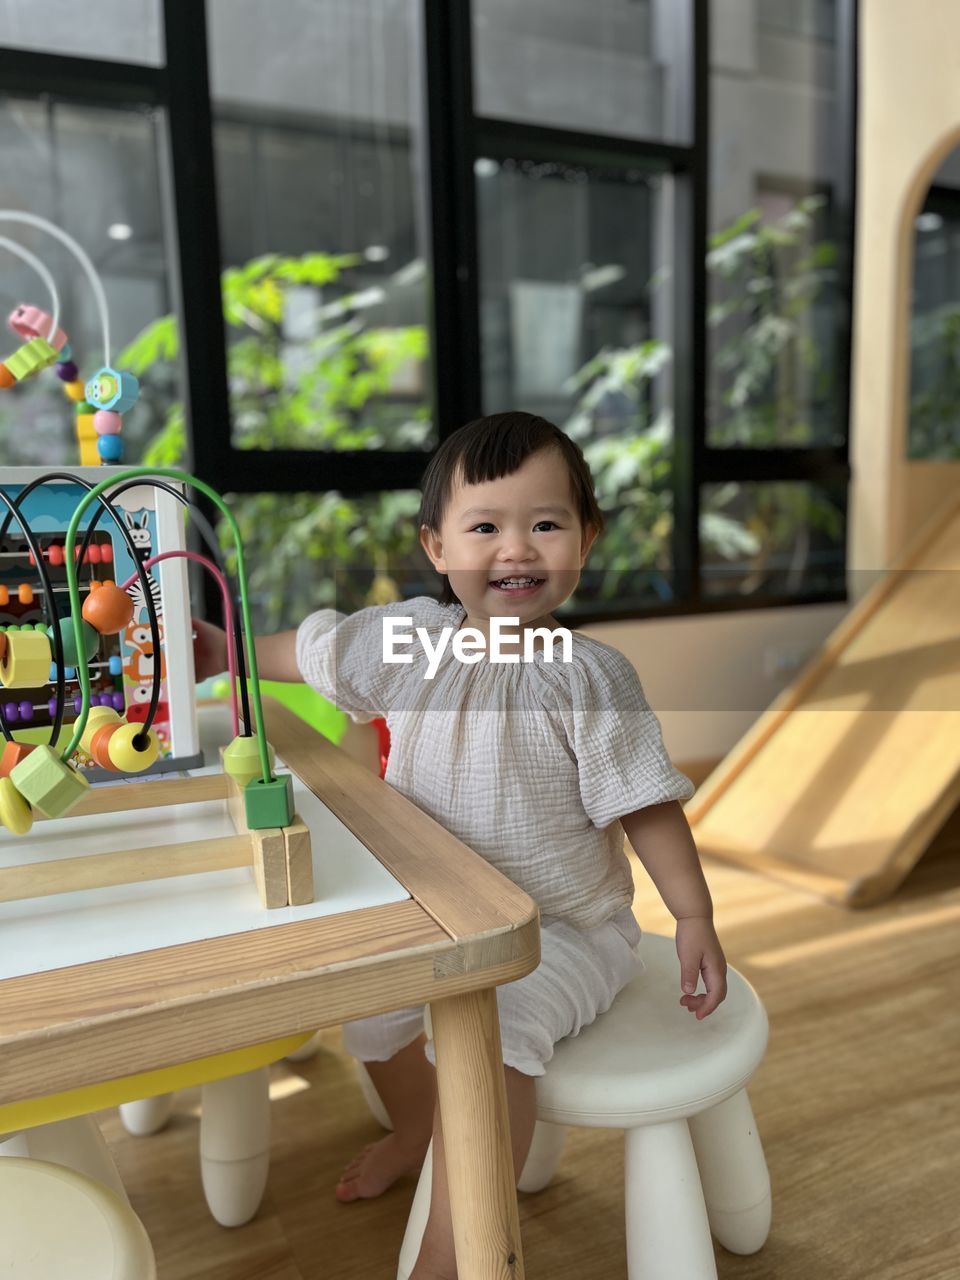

{"left": 0, "top": 0, "right": 162, "bottom": 65}
{"left": 206, "top": 0, "right": 434, "bottom": 454}
{"left": 472, "top": 0, "right": 690, "bottom": 143}
{"left": 700, "top": 480, "right": 845, "bottom": 599}
{"left": 477, "top": 154, "right": 677, "bottom": 611}
{"left": 221, "top": 489, "right": 427, "bottom": 630}
{"left": 909, "top": 159, "right": 960, "bottom": 461}
{"left": 0, "top": 96, "right": 180, "bottom": 467}
{"left": 709, "top": 0, "right": 844, "bottom": 447}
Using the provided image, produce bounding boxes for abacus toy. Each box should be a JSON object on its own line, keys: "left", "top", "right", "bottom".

{"left": 0, "top": 466, "right": 314, "bottom": 911}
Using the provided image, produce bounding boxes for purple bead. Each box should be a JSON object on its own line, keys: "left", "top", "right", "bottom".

{"left": 18, "top": 700, "right": 33, "bottom": 722}
{"left": 73, "top": 695, "right": 83, "bottom": 713}
{"left": 112, "top": 692, "right": 125, "bottom": 711}
{"left": 55, "top": 360, "right": 79, "bottom": 382}
{"left": 48, "top": 696, "right": 59, "bottom": 718}
{"left": 4, "top": 702, "right": 19, "bottom": 723}
{"left": 90, "top": 693, "right": 103, "bottom": 707}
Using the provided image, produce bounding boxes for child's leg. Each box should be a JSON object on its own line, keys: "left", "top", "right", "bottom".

{"left": 337, "top": 1017, "right": 436, "bottom": 1203}
{"left": 411, "top": 1065, "right": 537, "bottom": 1280}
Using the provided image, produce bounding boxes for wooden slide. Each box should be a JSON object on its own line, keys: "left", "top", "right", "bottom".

{"left": 686, "top": 496, "right": 960, "bottom": 907}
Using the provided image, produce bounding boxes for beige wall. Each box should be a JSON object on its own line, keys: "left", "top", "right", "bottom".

{"left": 850, "top": 0, "right": 960, "bottom": 579}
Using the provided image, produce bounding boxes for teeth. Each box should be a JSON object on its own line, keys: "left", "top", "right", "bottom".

{"left": 496, "top": 577, "right": 540, "bottom": 587}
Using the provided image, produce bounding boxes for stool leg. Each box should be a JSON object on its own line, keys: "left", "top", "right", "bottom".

{"left": 517, "top": 1121, "right": 566, "bottom": 1193}
{"left": 200, "top": 1067, "right": 270, "bottom": 1227}
{"left": 355, "top": 1060, "right": 394, "bottom": 1131}
{"left": 624, "top": 1120, "right": 716, "bottom": 1280}
{"left": 688, "top": 1087, "right": 771, "bottom": 1254}
{"left": 285, "top": 1031, "right": 323, "bottom": 1062}
{"left": 19, "top": 1116, "right": 130, "bottom": 1204}
{"left": 120, "top": 1094, "right": 175, "bottom": 1136}
{"left": 397, "top": 1138, "right": 433, "bottom": 1280}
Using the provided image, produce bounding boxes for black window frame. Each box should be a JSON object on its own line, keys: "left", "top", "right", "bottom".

{"left": 0, "top": 0, "right": 857, "bottom": 622}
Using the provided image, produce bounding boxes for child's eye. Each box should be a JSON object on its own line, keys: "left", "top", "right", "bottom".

{"left": 534, "top": 521, "right": 559, "bottom": 532}
{"left": 470, "top": 522, "right": 496, "bottom": 534}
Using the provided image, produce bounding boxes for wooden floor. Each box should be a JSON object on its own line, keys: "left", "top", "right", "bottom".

{"left": 98, "top": 840, "right": 960, "bottom": 1280}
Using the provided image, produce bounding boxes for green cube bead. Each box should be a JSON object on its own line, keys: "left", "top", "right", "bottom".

{"left": 10, "top": 744, "right": 90, "bottom": 818}
{"left": 243, "top": 773, "right": 294, "bottom": 830}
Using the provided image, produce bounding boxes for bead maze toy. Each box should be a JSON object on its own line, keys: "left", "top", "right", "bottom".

{"left": 0, "top": 216, "right": 312, "bottom": 910}
{"left": 0, "top": 466, "right": 313, "bottom": 911}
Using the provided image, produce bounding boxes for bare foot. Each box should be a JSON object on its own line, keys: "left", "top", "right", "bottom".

{"left": 335, "top": 1132, "right": 430, "bottom": 1203}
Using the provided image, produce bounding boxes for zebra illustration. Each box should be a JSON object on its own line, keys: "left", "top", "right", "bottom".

{"left": 123, "top": 510, "right": 153, "bottom": 565}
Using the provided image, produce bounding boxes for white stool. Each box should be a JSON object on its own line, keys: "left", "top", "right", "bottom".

{"left": 0, "top": 1155, "right": 157, "bottom": 1279}
{"left": 396, "top": 932, "right": 771, "bottom": 1280}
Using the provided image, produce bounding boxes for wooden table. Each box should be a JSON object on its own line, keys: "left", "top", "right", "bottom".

{"left": 0, "top": 701, "right": 540, "bottom": 1280}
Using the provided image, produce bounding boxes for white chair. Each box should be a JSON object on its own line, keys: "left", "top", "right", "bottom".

{"left": 0, "top": 1153, "right": 157, "bottom": 1279}
{"left": 393, "top": 932, "right": 771, "bottom": 1280}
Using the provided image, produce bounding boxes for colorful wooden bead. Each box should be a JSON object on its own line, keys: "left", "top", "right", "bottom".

{"left": 108, "top": 654, "right": 123, "bottom": 676}
{"left": 5, "top": 337, "right": 58, "bottom": 380}
{"left": 89, "top": 721, "right": 121, "bottom": 769}
{"left": 0, "top": 630, "right": 52, "bottom": 688}
{"left": 79, "top": 706, "right": 121, "bottom": 755}
{"left": 243, "top": 772, "right": 294, "bottom": 831}
{"left": 84, "top": 366, "right": 139, "bottom": 414}
{"left": 7, "top": 304, "right": 68, "bottom": 350}
{"left": 0, "top": 363, "right": 14, "bottom": 389}
{"left": 0, "top": 776, "right": 33, "bottom": 834}
{"left": 63, "top": 380, "right": 87, "bottom": 402}
{"left": 3, "top": 702, "right": 19, "bottom": 723}
{"left": 93, "top": 410, "right": 122, "bottom": 435}
{"left": 56, "top": 360, "right": 78, "bottom": 381}
{"left": 82, "top": 581, "right": 134, "bottom": 634}
{"left": 0, "top": 586, "right": 7, "bottom": 605}
{"left": 18, "top": 584, "right": 33, "bottom": 604}
{"left": 223, "top": 735, "right": 276, "bottom": 790}
{"left": 18, "top": 700, "right": 32, "bottom": 722}
{"left": 10, "top": 745, "right": 89, "bottom": 818}
{"left": 46, "top": 617, "right": 100, "bottom": 667}
{"left": 96, "top": 434, "right": 124, "bottom": 462}
{"left": 0, "top": 740, "right": 35, "bottom": 779}
{"left": 107, "top": 722, "right": 159, "bottom": 773}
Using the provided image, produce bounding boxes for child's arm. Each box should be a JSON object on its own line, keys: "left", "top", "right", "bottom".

{"left": 620, "top": 801, "right": 728, "bottom": 1020}
{"left": 193, "top": 618, "right": 300, "bottom": 683}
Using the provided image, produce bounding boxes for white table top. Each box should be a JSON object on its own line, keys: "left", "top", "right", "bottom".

{"left": 0, "top": 706, "right": 408, "bottom": 981}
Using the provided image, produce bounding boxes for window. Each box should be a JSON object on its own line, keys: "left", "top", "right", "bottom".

{"left": 206, "top": 0, "right": 434, "bottom": 456}
{"left": 910, "top": 163, "right": 960, "bottom": 461}
{"left": 0, "top": 0, "right": 858, "bottom": 624}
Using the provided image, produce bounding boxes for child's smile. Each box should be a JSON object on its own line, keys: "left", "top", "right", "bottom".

{"left": 420, "top": 447, "right": 598, "bottom": 638}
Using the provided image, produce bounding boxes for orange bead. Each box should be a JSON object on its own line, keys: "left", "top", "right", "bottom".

{"left": 81, "top": 581, "right": 134, "bottom": 635}
{"left": 0, "top": 364, "right": 14, "bottom": 389}
{"left": 89, "top": 722, "right": 121, "bottom": 770}
{"left": 0, "top": 740, "right": 35, "bottom": 779}
{"left": 17, "top": 584, "right": 33, "bottom": 604}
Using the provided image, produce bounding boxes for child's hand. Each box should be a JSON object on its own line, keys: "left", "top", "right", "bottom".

{"left": 675, "top": 916, "right": 727, "bottom": 1020}
{"left": 192, "top": 617, "right": 229, "bottom": 682}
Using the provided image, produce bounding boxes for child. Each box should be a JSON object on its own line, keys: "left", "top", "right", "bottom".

{"left": 194, "top": 411, "right": 727, "bottom": 1280}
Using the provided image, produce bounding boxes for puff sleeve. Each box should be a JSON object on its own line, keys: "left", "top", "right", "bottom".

{"left": 556, "top": 641, "right": 695, "bottom": 830}
{"left": 295, "top": 602, "right": 397, "bottom": 723}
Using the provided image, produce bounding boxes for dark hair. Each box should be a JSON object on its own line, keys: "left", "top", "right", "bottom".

{"left": 419, "top": 411, "right": 604, "bottom": 606}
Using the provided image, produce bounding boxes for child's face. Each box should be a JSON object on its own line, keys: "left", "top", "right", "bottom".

{"left": 419, "top": 448, "right": 598, "bottom": 625}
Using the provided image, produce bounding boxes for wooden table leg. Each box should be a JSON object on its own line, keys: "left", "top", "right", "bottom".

{"left": 430, "top": 988, "right": 524, "bottom": 1280}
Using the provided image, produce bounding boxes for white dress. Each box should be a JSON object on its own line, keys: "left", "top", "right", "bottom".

{"left": 296, "top": 596, "right": 695, "bottom": 1074}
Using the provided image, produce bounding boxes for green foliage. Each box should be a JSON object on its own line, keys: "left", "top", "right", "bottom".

{"left": 909, "top": 304, "right": 960, "bottom": 459}
{"left": 118, "top": 251, "right": 431, "bottom": 620}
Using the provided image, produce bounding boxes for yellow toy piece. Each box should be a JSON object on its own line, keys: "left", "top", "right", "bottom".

{"left": 0, "top": 776, "right": 33, "bottom": 835}
{"left": 10, "top": 745, "right": 90, "bottom": 819}
{"left": 222, "top": 735, "right": 275, "bottom": 789}
{"left": 107, "top": 722, "right": 159, "bottom": 773}
{"left": 63, "top": 380, "right": 87, "bottom": 402}
{"left": 0, "top": 629, "right": 52, "bottom": 688}
{"left": 79, "top": 706, "right": 122, "bottom": 756}
{"left": 76, "top": 411, "right": 99, "bottom": 466}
